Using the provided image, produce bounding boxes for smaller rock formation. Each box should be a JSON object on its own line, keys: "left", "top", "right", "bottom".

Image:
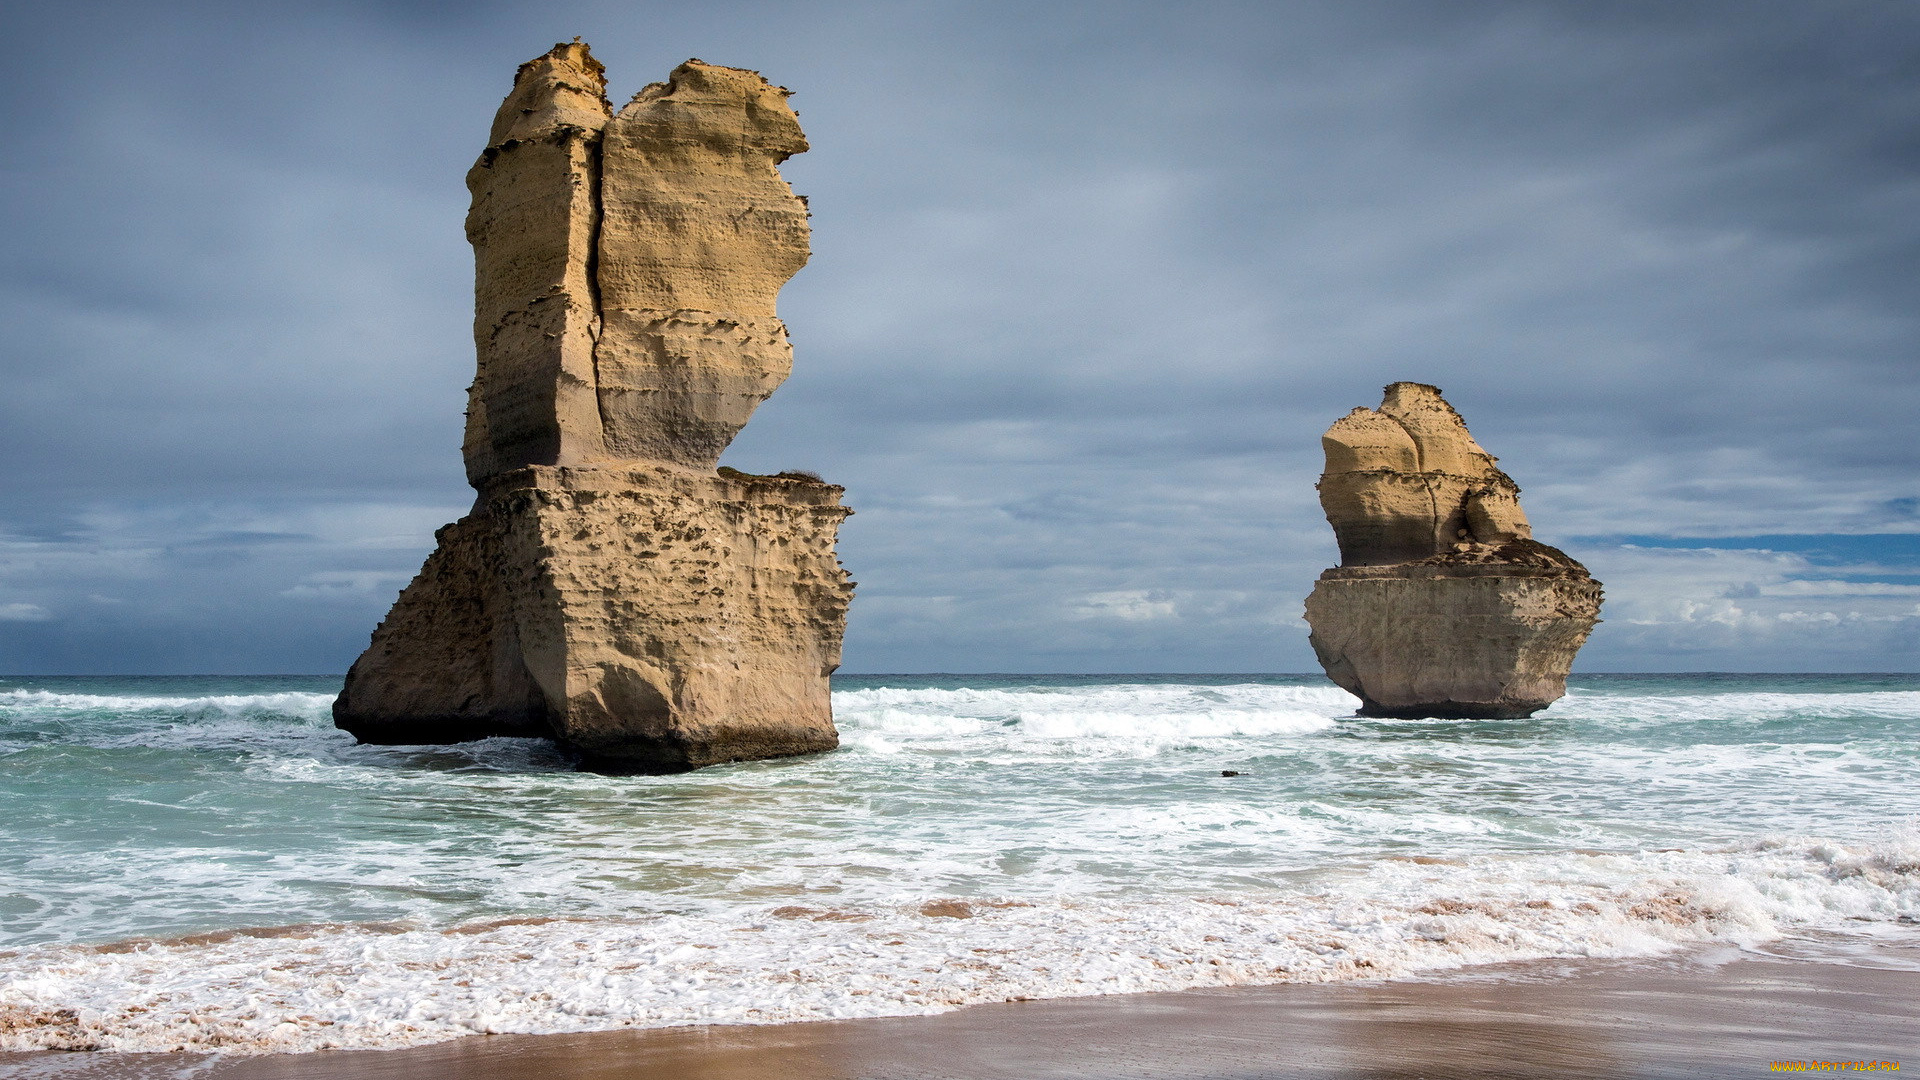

{"left": 1303, "top": 383, "right": 1601, "bottom": 718}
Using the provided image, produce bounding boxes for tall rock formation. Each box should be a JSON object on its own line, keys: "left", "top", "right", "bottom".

{"left": 335, "top": 44, "right": 853, "bottom": 772}
{"left": 1303, "top": 383, "right": 1601, "bottom": 718}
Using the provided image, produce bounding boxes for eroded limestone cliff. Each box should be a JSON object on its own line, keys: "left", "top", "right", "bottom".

{"left": 336, "top": 44, "right": 852, "bottom": 771}
{"left": 1303, "top": 383, "right": 1600, "bottom": 718}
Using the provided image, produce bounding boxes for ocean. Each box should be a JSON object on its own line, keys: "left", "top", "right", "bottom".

{"left": 0, "top": 672, "right": 1916, "bottom": 1054}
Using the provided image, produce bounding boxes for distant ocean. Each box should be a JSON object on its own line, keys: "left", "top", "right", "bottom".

{"left": 1, "top": 673, "right": 1916, "bottom": 1053}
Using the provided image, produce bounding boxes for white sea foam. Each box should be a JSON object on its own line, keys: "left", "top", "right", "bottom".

{"left": 2, "top": 836, "right": 1914, "bottom": 1054}
{"left": 0, "top": 689, "right": 336, "bottom": 722}
{"left": 15, "top": 682, "right": 1904, "bottom": 749}
{"left": 3, "top": 676, "right": 1915, "bottom": 1054}
{"left": 834, "top": 683, "right": 1359, "bottom": 716}
{"left": 1547, "top": 689, "right": 1920, "bottom": 725}
{"left": 0, "top": 691, "right": 340, "bottom": 763}
{"left": 832, "top": 683, "right": 1348, "bottom": 759}
{"left": 4, "top": 683, "right": 1912, "bottom": 732}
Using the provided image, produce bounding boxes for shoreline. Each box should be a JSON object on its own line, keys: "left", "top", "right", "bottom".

{"left": 6, "top": 940, "right": 1915, "bottom": 1079}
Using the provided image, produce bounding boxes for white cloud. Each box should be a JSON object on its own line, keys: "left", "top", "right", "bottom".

{"left": 1072, "top": 590, "right": 1178, "bottom": 621}
{"left": 1570, "top": 543, "right": 1920, "bottom": 669}
{"left": 4, "top": 3, "right": 1920, "bottom": 673}
{"left": 1757, "top": 580, "right": 1920, "bottom": 598}
{"left": 280, "top": 570, "right": 414, "bottom": 600}
{"left": 0, "top": 603, "right": 51, "bottom": 622}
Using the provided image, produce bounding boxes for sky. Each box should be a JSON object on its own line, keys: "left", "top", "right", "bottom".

{"left": 0, "top": 0, "right": 1916, "bottom": 674}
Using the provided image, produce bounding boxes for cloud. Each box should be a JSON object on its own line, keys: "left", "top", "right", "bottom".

{"left": 1, "top": 1, "right": 1917, "bottom": 672}
{"left": 281, "top": 571, "right": 417, "bottom": 600}
{"left": 1567, "top": 541, "right": 1920, "bottom": 670}
{"left": 1072, "top": 591, "right": 1179, "bottom": 622}
{"left": 0, "top": 501, "right": 460, "bottom": 673}
{"left": 1757, "top": 580, "right": 1920, "bottom": 598}
{"left": 0, "top": 603, "right": 50, "bottom": 623}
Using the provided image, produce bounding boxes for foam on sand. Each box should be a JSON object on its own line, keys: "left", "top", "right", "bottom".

{"left": 2, "top": 836, "right": 1914, "bottom": 1054}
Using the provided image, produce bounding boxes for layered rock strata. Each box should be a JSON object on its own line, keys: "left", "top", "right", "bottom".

{"left": 1303, "top": 383, "right": 1600, "bottom": 718}
{"left": 336, "top": 43, "right": 852, "bottom": 771}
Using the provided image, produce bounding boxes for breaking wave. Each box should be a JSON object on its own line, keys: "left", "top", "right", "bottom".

{"left": 1, "top": 836, "right": 1914, "bottom": 1054}
{"left": 3, "top": 673, "right": 1916, "bottom": 1054}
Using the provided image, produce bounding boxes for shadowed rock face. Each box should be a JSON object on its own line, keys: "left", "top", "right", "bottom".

{"left": 1304, "top": 383, "right": 1600, "bottom": 719}
{"left": 462, "top": 42, "right": 611, "bottom": 484}
{"left": 337, "top": 44, "right": 852, "bottom": 772}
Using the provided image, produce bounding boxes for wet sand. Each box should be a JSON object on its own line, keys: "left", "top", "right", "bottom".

{"left": 5, "top": 943, "right": 1916, "bottom": 1080}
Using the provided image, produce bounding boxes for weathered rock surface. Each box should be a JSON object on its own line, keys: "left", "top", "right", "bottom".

{"left": 595, "top": 62, "right": 812, "bottom": 468}
{"left": 1303, "top": 383, "right": 1600, "bottom": 718}
{"left": 462, "top": 41, "right": 611, "bottom": 484}
{"left": 337, "top": 43, "right": 852, "bottom": 771}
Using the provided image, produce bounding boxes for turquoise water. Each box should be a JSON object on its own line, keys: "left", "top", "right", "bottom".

{"left": 1, "top": 673, "right": 1916, "bottom": 1052}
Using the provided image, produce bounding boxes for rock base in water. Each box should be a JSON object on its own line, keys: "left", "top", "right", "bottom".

{"left": 335, "top": 466, "right": 852, "bottom": 772}
{"left": 1305, "top": 550, "right": 1602, "bottom": 719}
{"left": 1302, "top": 384, "right": 1602, "bottom": 718}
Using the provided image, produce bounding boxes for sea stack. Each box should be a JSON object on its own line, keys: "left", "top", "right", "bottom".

{"left": 1303, "top": 383, "right": 1601, "bottom": 718}
{"left": 334, "top": 43, "right": 853, "bottom": 771}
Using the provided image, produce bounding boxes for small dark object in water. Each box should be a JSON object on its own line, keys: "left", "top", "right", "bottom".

{"left": 1220, "top": 770, "right": 1240, "bottom": 777}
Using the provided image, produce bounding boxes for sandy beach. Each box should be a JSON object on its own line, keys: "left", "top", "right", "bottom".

{"left": 5, "top": 940, "right": 1914, "bottom": 1080}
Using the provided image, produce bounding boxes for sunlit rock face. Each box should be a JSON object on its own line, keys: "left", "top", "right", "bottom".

{"left": 1303, "top": 383, "right": 1601, "bottom": 719}
{"left": 592, "top": 60, "right": 814, "bottom": 469}
{"left": 337, "top": 44, "right": 852, "bottom": 772}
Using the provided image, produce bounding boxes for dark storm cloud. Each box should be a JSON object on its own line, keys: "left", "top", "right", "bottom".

{"left": 1, "top": 0, "right": 1916, "bottom": 673}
